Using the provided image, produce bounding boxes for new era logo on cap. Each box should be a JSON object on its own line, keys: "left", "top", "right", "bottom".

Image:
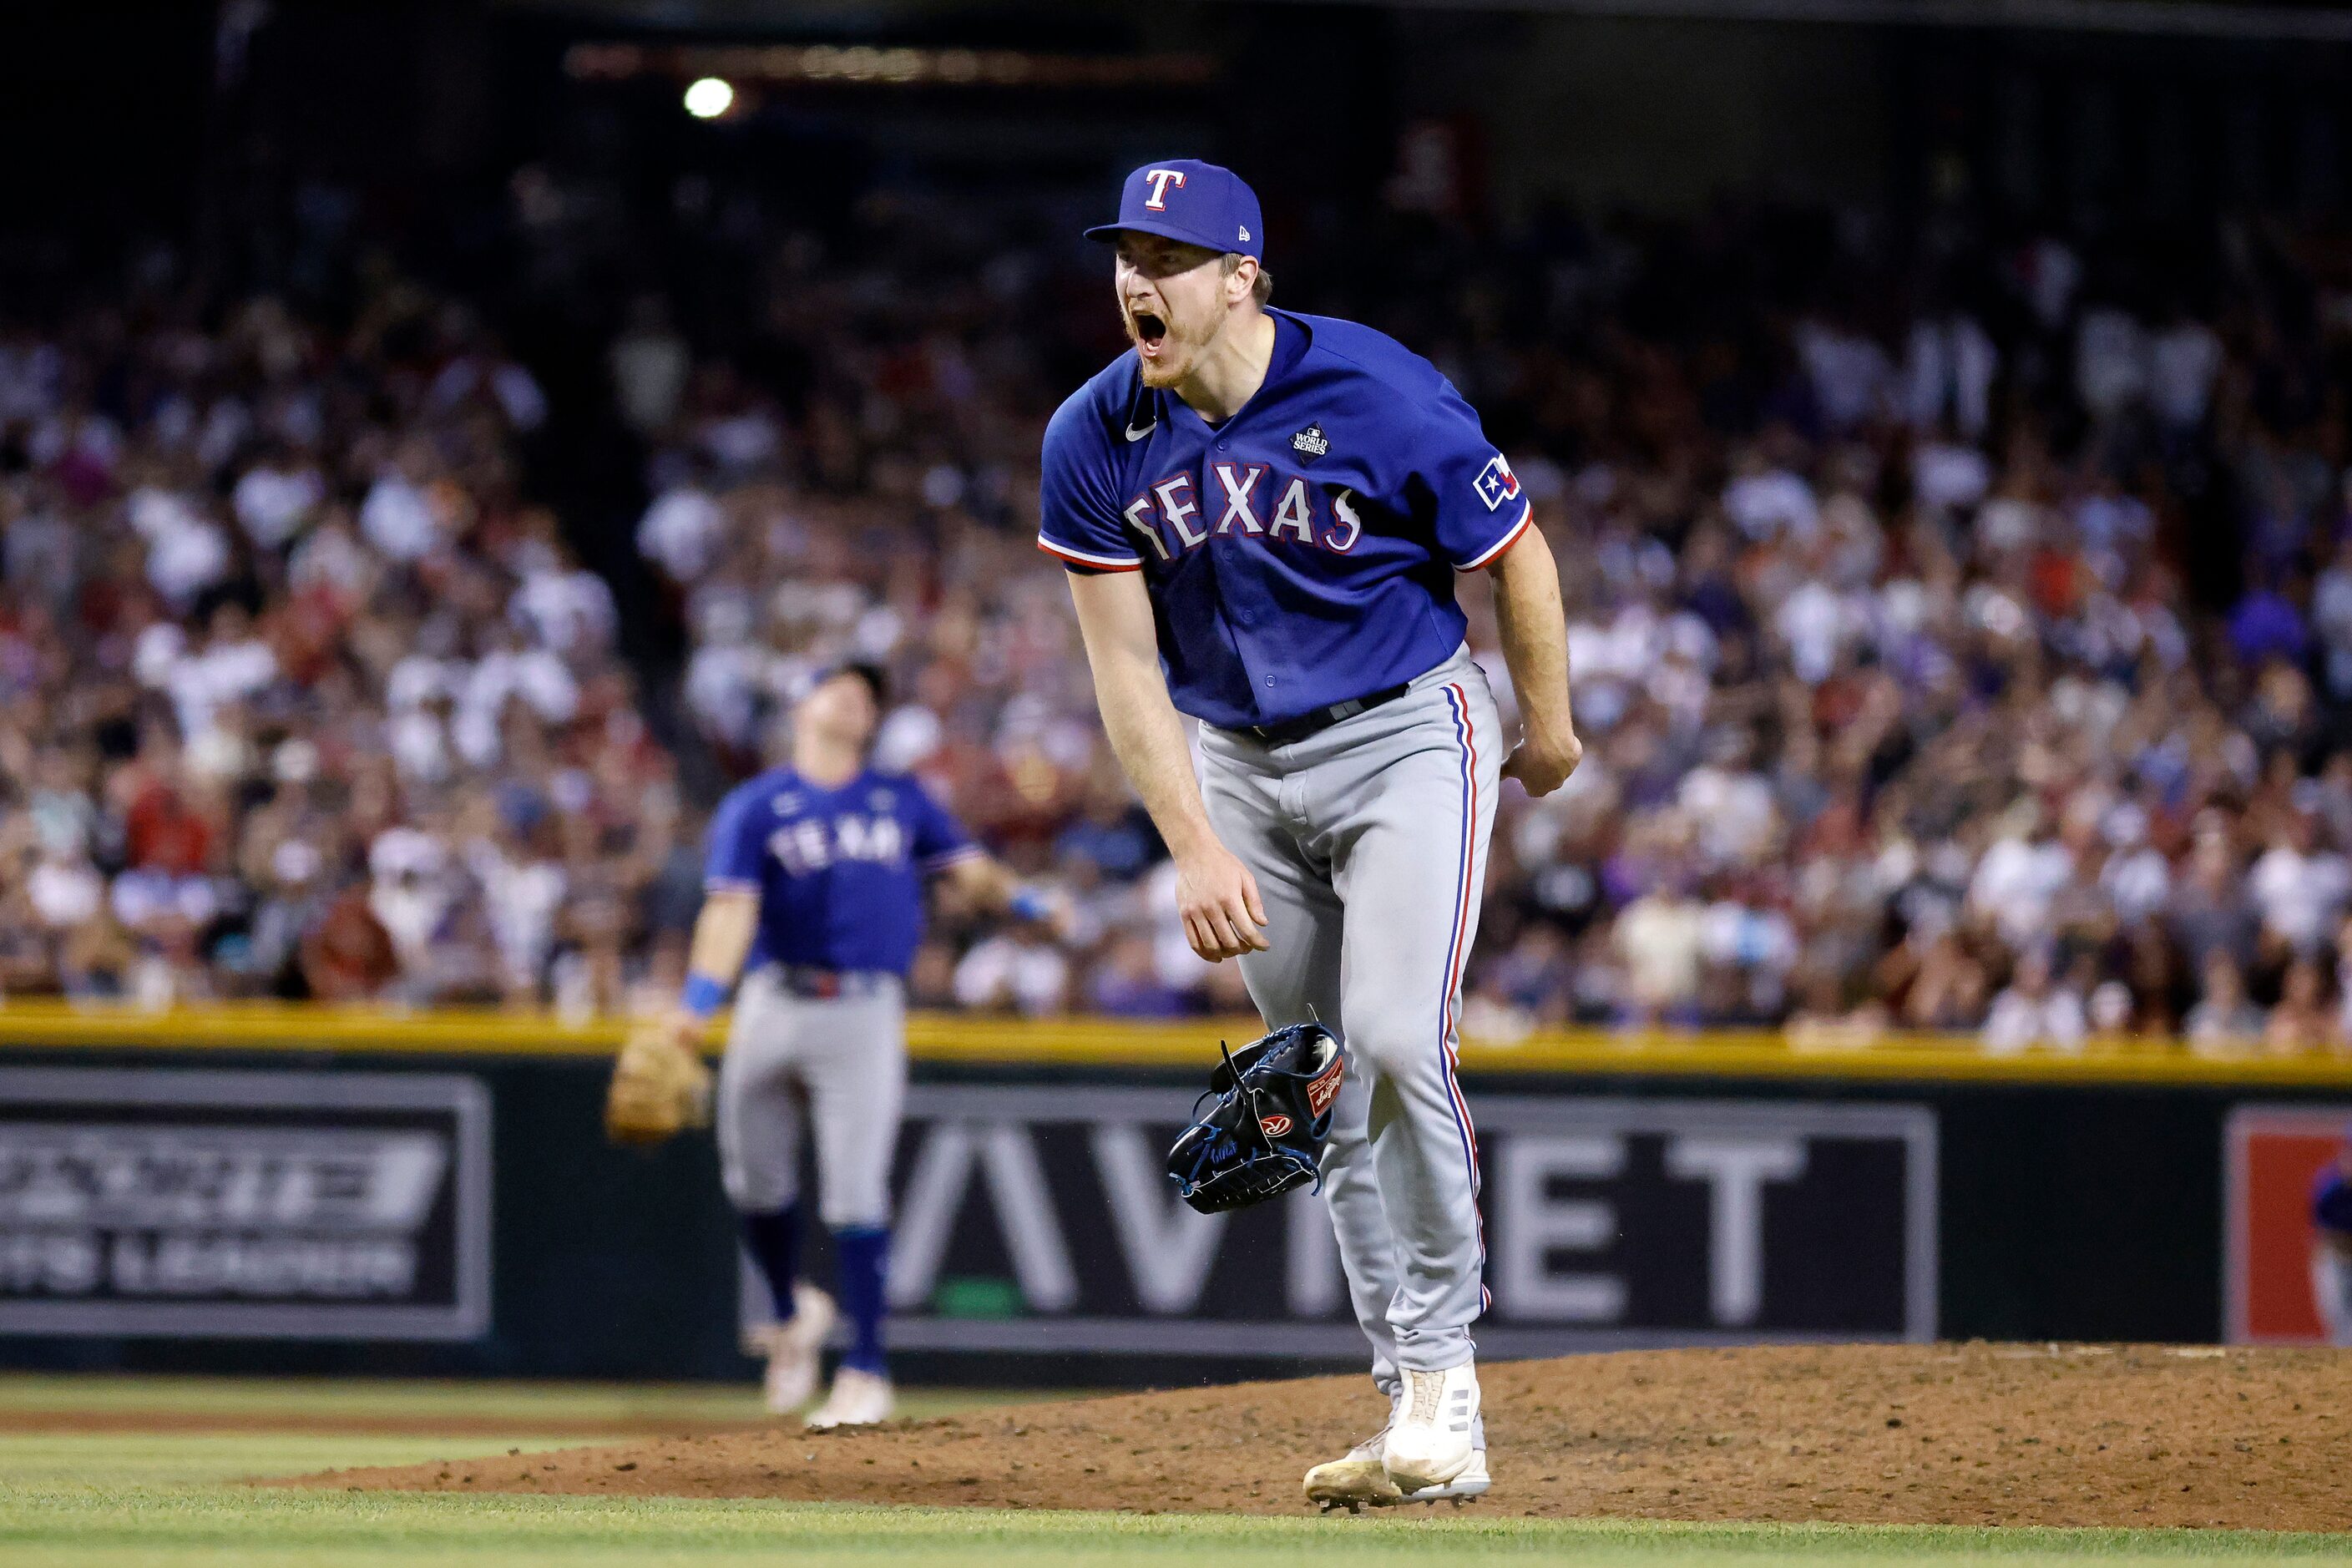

{"left": 1085, "top": 159, "right": 1264, "bottom": 262}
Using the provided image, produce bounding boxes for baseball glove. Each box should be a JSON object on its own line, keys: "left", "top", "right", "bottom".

{"left": 1166, "top": 1022, "right": 1346, "bottom": 1214}
{"left": 604, "top": 1019, "right": 713, "bottom": 1146}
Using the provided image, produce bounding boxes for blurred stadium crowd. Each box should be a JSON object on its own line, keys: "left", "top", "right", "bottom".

{"left": 6, "top": 164, "right": 2352, "bottom": 1051}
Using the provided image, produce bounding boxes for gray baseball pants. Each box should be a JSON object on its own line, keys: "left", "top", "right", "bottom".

{"left": 1200, "top": 644, "right": 1500, "bottom": 1381}
{"left": 717, "top": 965, "right": 906, "bottom": 1228}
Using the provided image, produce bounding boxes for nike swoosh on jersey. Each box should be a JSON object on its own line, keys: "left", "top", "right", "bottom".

{"left": 1124, "top": 421, "right": 1157, "bottom": 442}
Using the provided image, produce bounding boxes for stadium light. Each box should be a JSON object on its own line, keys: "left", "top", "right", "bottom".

{"left": 683, "top": 77, "right": 734, "bottom": 119}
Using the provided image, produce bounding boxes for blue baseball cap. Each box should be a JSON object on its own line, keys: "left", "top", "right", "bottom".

{"left": 1084, "top": 159, "right": 1263, "bottom": 260}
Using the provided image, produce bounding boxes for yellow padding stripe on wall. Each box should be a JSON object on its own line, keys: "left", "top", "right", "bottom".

{"left": 0, "top": 1003, "right": 2348, "bottom": 1087}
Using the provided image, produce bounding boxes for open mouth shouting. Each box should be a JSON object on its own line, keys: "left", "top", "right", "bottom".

{"left": 1130, "top": 307, "right": 1169, "bottom": 361}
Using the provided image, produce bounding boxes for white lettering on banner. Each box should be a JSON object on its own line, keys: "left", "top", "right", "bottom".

{"left": 107, "top": 1235, "right": 417, "bottom": 1297}
{"left": 889, "top": 1120, "right": 1076, "bottom": 1313}
{"left": 1286, "top": 1186, "right": 1344, "bottom": 1317}
{"left": 1665, "top": 1135, "right": 1808, "bottom": 1326}
{"left": 0, "top": 1231, "right": 101, "bottom": 1292}
{"left": 0, "top": 1126, "right": 448, "bottom": 1232}
{"left": 1495, "top": 1134, "right": 1627, "bottom": 1321}
{"left": 1090, "top": 1125, "right": 1225, "bottom": 1313}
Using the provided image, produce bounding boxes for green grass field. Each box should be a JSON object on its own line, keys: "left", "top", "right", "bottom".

{"left": 1, "top": 1375, "right": 2349, "bottom": 1566}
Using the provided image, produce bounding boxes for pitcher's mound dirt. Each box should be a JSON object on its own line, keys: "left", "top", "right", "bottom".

{"left": 288, "top": 1344, "right": 2352, "bottom": 1529}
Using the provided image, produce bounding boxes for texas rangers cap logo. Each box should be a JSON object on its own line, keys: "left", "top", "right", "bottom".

{"left": 1084, "top": 159, "right": 1264, "bottom": 262}
{"left": 1473, "top": 453, "right": 1522, "bottom": 512}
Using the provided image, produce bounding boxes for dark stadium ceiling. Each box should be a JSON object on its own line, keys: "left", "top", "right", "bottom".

{"left": 499, "top": 0, "right": 2352, "bottom": 39}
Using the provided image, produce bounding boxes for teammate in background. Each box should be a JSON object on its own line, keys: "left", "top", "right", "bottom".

{"left": 667, "top": 662, "right": 1055, "bottom": 1427}
{"left": 1042, "top": 161, "right": 1581, "bottom": 1506}
{"left": 2312, "top": 1134, "right": 2352, "bottom": 1345}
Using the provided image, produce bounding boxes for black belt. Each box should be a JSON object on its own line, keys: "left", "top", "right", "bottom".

{"left": 1242, "top": 683, "right": 1411, "bottom": 746}
{"left": 775, "top": 965, "right": 894, "bottom": 1000}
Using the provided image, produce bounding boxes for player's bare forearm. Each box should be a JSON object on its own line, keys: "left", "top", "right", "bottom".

{"left": 943, "top": 855, "right": 1060, "bottom": 932}
{"left": 945, "top": 854, "right": 1018, "bottom": 908}
{"left": 1065, "top": 572, "right": 1216, "bottom": 854}
{"left": 1065, "top": 569, "right": 1268, "bottom": 959}
{"left": 1487, "top": 522, "right": 1582, "bottom": 797}
{"left": 943, "top": 855, "right": 1075, "bottom": 938}
{"left": 669, "top": 889, "right": 758, "bottom": 1045}
{"left": 687, "top": 890, "right": 759, "bottom": 984}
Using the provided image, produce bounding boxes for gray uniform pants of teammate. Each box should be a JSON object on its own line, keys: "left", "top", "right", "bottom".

{"left": 1201, "top": 644, "right": 1500, "bottom": 1383}
{"left": 2314, "top": 1241, "right": 2352, "bottom": 1347}
{"left": 717, "top": 965, "right": 906, "bottom": 1227}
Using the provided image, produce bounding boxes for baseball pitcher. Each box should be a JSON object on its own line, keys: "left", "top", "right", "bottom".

{"left": 1042, "top": 160, "right": 1581, "bottom": 1507}
{"left": 651, "top": 662, "right": 1054, "bottom": 1427}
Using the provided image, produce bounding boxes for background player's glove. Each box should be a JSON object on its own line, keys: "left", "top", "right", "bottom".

{"left": 604, "top": 1017, "right": 713, "bottom": 1146}
{"left": 1166, "top": 1022, "right": 1345, "bottom": 1213}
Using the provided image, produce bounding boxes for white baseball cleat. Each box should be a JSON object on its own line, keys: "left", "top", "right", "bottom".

{"left": 1303, "top": 1422, "right": 1403, "bottom": 1510}
{"left": 750, "top": 1287, "right": 836, "bottom": 1415}
{"left": 1308, "top": 1411, "right": 1490, "bottom": 1512}
{"left": 1381, "top": 1361, "right": 1480, "bottom": 1493}
{"left": 1397, "top": 1447, "right": 1490, "bottom": 1506}
{"left": 806, "top": 1366, "right": 894, "bottom": 1429}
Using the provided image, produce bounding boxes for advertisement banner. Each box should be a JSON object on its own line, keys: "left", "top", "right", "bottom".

{"left": 0, "top": 1068, "right": 492, "bottom": 1340}
{"left": 774, "top": 1086, "right": 1936, "bottom": 1358}
{"left": 2223, "top": 1104, "right": 2352, "bottom": 1346}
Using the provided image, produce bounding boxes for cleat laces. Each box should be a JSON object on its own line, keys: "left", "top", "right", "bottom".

{"left": 1404, "top": 1368, "right": 1444, "bottom": 1424}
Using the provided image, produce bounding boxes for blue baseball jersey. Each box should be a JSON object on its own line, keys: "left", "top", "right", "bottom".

{"left": 2317, "top": 1164, "right": 2352, "bottom": 1236}
{"left": 703, "top": 767, "right": 980, "bottom": 975}
{"left": 1037, "top": 308, "right": 1532, "bottom": 729}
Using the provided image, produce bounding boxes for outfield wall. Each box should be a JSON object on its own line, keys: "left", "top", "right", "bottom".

{"left": 0, "top": 1006, "right": 2342, "bottom": 1383}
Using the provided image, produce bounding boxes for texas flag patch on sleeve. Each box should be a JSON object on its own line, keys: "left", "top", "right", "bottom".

{"left": 1474, "top": 453, "right": 1522, "bottom": 512}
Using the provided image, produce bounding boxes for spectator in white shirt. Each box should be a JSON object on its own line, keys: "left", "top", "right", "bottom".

{"left": 1968, "top": 812, "right": 2074, "bottom": 950}
{"left": 465, "top": 818, "right": 566, "bottom": 1004}
{"left": 952, "top": 928, "right": 1070, "bottom": 1017}
{"left": 359, "top": 466, "right": 440, "bottom": 562}
{"left": 127, "top": 487, "right": 230, "bottom": 608}
{"left": 2248, "top": 807, "right": 2352, "bottom": 957}
{"left": 1722, "top": 453, "right": 1818, "bottom": 543}
{"left": 508, "top": 538, "right": 618, "bottom": 657}
{"left": 637, "top": 481, "right": 727, "bottom": 583}
{"left": 231, "top": 457, "right": 323, "bottom": 550}
{"left": 1980, "top": 947, "right": 2087, "bottom": 1054}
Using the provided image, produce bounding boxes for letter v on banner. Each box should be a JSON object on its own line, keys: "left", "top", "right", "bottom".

{"left": 889, "top": 1120, "right": 1078, "bottom": 1313}
{"left": 1090, "top": 1124, "right": 1225, "bottom": 1313}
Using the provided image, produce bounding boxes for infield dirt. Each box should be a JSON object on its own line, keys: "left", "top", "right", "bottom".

{"left": 291, "top": 1343, "right": 2352, "bottom": 1530}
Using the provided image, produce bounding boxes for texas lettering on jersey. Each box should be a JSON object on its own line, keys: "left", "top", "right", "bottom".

{"left": 766, "top": 812, "right": 908, "bottom": 875}
{"left": 1122, "top": 467, "right": 1364, "bottom": 561}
